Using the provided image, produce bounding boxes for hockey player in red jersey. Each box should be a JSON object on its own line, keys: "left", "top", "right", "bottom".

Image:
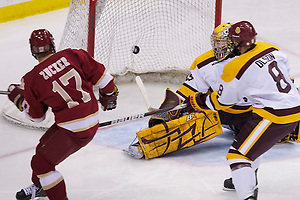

{"left": 7, "top": 29, "right": 118, "bottom": 200}
{"left": 184, "top": 21, "right": 300, "bottom": 200}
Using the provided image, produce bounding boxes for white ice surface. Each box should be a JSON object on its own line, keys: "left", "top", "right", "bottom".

{"left": 1, "top": 1, "right": 300, "bottom": 199}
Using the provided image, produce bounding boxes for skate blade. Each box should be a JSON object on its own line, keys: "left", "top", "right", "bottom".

{"left": 222, "top": 187, "right": 236, "bottom": 192}
{"left": 123, "top": 149, "right": 144, "bottom": 159}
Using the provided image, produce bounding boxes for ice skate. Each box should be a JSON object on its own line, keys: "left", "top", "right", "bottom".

{"left": 223, "top": 177, "right": 259, "bottom": 191}
{"left": 223, "top": 169, "right": 258, "bottom": 191}
{"left": 224, "top": 178, "right": 258, "bottom": 199}
{"left": 223, "top": 177, "right": 235, "bottom": 191}
{"left": 244, "top": 188, "right": 258, "bottom": 199}
{"left": 16, "top": 184, "right": 46, "bottom": 200}
{"left": 123, "top": 142, "right": 144, "bottom": 159}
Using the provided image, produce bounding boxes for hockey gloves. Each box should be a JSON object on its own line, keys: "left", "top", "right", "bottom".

{"left": 148, "top": 88, "right": 183, "bottom": 127}
{"left": 99, "top": 85, "right": 118, "bottom": 111}
{"left": 183, "top": 92, "right": 208, "bottom": 113}
{"left": 8, "top": 84, "right": 24, "bottom": 112}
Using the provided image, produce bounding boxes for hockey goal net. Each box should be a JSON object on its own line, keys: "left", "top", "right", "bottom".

{"left": 59, "top": 0, "right": 222, "bottom": 83}
{"left": 2, "top": 0, "right": 222, "bottom": 130}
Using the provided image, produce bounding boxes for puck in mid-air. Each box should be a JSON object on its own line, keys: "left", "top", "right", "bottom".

{"left": 133, "top": 45, "right": 140, "bottom": 54}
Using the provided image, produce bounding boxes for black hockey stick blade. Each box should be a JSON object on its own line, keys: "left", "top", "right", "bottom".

{"left": 99, "top": 103, "right": 187, "bottom": 128}
{"left": 0, "top": 90, "right": 10, "bottom": 95}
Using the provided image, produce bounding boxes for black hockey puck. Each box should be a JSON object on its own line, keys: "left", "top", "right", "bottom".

{"left": 133, "top": 46, "right": 140, "bottom": 54}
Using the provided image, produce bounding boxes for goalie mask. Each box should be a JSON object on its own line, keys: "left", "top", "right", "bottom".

{"left": 211, "top": 23, "right": 234, "bottom": 61}
{"left": 29, "top": 29, "right": 56, "bottom": 56}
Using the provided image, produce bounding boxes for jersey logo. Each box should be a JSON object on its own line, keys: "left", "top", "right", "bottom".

{"left": 235, "top": 27, "right": 241, "bottom": 34}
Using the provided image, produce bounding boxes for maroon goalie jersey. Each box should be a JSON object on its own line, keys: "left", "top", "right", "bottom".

{"left": 20, "top": 49, "right": 114, "bottom": 138}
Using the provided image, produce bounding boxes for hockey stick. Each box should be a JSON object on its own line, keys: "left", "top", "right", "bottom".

{"left": 0, "top": 90, "right": 10, "bottom": 95}
{"left": 4, "top": 103, "right": 185, "bottom": 131}
{"left": 135, "top": 76, "right": 154, "bottom": 111}
{"left": 2, "top": 111, "right": 49, "bottom": 131}
{"left": 99, "top": 103, "right": 187, "bottom": 127}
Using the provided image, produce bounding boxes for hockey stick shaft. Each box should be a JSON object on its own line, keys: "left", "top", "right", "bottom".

{"left": 0, "top": 90, "right": 10, "bottom": 95}
{"left": 99, "top": 103, "right": 187, "bottom": 127}
{"left": 135, "top": 76, "right": 153, "bottom": 111}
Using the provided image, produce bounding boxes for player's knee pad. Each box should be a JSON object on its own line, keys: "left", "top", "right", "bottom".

{"left": 31, "top": 154, "right": 55, "bottom": 176}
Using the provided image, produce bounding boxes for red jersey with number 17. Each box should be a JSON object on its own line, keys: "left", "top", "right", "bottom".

{"left": 20, "top": 48, "right": 114, "bottom": 137}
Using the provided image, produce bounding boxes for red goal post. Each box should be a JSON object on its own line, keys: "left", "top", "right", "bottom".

{"left": 215, "top": 0, "right": 222, "bottom": 28}
{"left": 60, "top": 0, "right": 223, "bottom": 83}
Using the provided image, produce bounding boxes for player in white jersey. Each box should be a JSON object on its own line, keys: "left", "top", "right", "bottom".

{"left": 175, "top": 23, "right": 252, "bottom": 132}
{"left": 184, "top": 21, "right": 300, "bottom": 200}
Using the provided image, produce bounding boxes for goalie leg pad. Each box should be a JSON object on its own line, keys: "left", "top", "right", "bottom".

{"left": 137, "top": 110, "right": 222, "bottom": 159}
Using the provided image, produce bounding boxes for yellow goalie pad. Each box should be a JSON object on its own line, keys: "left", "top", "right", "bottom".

{"left": 137, "top": 110, "right": 223, "bottom": 159}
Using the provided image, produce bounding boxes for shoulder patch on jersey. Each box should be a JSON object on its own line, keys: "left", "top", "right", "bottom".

{"left": 190, "top": 49, "right": 216, "bottom": 70}
{"left": 221, "top": 42, "right": 280, "bottom": 82}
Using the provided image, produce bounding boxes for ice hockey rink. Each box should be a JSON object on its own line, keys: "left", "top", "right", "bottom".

{"left": 1, "top": 0, "right": 300, "bottom": 199}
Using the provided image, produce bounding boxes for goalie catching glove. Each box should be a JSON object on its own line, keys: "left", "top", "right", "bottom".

{"left": 7, "top": 84, "right": 24, "bottom": 112}
{"left": 98, "top": 81, "right": 118, "bottom": 111}
{"left": 148, "top": 88, "right": 183, "bottom": 127}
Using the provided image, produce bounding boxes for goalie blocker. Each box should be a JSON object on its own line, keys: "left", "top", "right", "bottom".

{"left": 136, "top": 109, "right": 222, "bottom": 159}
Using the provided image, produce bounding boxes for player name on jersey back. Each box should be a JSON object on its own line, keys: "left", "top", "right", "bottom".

{"left": 254, "top": 53, "right": 275, "bottom": 68}
{"left": 39, "top": 57, "right": 71, "bottom": 80}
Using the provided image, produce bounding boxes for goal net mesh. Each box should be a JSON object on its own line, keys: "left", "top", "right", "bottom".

{"left": 59, "top": 0, "right": 218, "bottom": 83}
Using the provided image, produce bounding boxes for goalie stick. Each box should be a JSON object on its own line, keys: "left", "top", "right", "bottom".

{"left": 99, "top": 103, "right": 187, "bottom": 127}
{"left": 135, "top": 76, "right": 153, "bottom": 111}
{"left": 0, "top": 90, "right": 10, "bottom": 95}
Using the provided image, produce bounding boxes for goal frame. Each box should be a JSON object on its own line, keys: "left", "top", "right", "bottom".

{"left": 87, "top": 0, "right": 223, "bottom": 58}
{"left": 88, "top": 0, "right": 97, "bottom": 57}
